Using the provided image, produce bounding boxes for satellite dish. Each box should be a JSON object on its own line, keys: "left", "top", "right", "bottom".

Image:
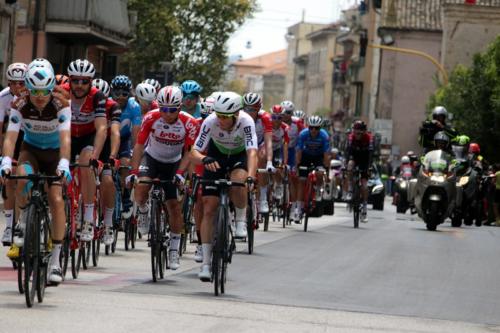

{"left": 246, "top": 41, "right": 252, "bottom": 49}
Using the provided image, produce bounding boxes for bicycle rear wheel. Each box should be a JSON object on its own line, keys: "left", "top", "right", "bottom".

{"left": 246, "top": 197, "right": 255, "bottom": 255}
{"left": 24, "top": 205, "right": 39, "bottom": 308}
{"left": 353, "top": 179, "right": 360, "bottom": 228}
{"left": 150, "top": 200, "right": 160, "bottom": 282}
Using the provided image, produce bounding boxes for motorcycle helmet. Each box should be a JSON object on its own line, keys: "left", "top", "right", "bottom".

{"left": 401, "top": 156, "right": 410, "bottom": 164}
{"left": 469, "top": 143, "right": 480, "bottom": 154}
{"left": 434, "top": 131, "right": 449, "bottom": 149}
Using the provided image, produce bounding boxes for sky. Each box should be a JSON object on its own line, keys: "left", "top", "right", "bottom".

{"left": 228, "top": 0, "right": 358, "bottom": 60}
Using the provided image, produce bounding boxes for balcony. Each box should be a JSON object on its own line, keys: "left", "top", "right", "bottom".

{"left": 45, "top": 0, "right": 131, "bottom": 46}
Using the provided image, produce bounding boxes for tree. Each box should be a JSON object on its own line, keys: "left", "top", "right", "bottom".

{"left": 123, "top": 0, "right": 257, "bottom": 93}
{"left": 429, "top": 36, "right": 500, "bottom": 162}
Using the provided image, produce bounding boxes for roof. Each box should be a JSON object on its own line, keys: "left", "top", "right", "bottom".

{"left": 231, "top": 49, "right": 287, "bottom": 75}
{"left": 306, "top": 23, "right": 339, "bottom": 40}
{"left": 380, "top": 0, "right": 500, "bottom": 31}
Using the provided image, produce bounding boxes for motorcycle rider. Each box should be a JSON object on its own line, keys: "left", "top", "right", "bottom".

{"left": 419, "top": 106, "right": 458, "bottom": 153}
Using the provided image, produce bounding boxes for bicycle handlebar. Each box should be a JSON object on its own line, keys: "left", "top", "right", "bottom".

{"left": 7, "top": 174, "right": 62, "bottom": 181}
{"left": 198, "top": 179, "right": 246, "bottom": 188}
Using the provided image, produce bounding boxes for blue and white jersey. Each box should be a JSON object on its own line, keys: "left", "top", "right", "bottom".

{"left": 182, "top": 103, "right": 201, "bottom": 119}
{"left": 118, "top": 97, "right": 142, "bottom": 138}
{"left": 7, "top": 97, "right": 71, "bottom": 150}
{"left": 296, "top": 128, "right": 330, "bottom": 156}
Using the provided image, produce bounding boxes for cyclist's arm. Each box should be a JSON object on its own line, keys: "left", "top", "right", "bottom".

{"left": 283, "top": 142, "right": 288, "bottom": 166}
{"left": 130, "top": 143, "right": 144, "bottom": 171}
{"left": 57, "top": 106, "right": 72, "bottom": 161}
{"left": 296, "top": 149, "right": 302, "bottom": 167}
{"left": 110, "top": 123, "right": 120, "bottom": 158}
{"left": 190, "top": 148, "right": 206, "bottom": 165}
{"left": 264, "top": 132, "right": 273, "bottom": 163}
{"left": 92, "top": 117, "right": 107, "bottom": 160}
{"left": 2, "top": 108, "right": 21, "bottom": 158}
{"left": 247, "top": 148, "right": 258, "bottom": 179}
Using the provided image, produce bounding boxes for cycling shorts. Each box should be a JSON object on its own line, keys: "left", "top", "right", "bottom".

{"left": 18, "top": 142, "right": 60, "bottom": 186}
{"left": 138, "top": 153, "right": 179, "bottom": 201}
{"left": 119, "top": 135, "right": 132, "bottom": 159}
{"left": 298, "top": 153, "right": 324, "bottom": 178}
{"left": 71, "top": 133, "right": 95, "bottom": 162}
{"left": 287, "top": 147, "right": 296, "bottom": 168}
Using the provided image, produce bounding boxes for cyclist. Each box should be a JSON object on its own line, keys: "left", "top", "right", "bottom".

{"left": 0, "top": 63, "right": 71, "bottom": 283}
{"left": 419, "top": 106, "right": 458, "bottom": 153}
{"left": 242, "top": 92, "right": 273, "bottom": 213}
{"left": 111, "top": 75, "right": 142, "bottom": 217}
{"left": 142, "top": 78, "right": 161, "bottom": 93}
{"left": 135, "top": 82, "right": 158, "bottom": 115}
{"left": 1, "top": 63, "right": 28, "bottom": 248}
{"left": 127, "top": 86, "right": 198, "bottom": 270}
{"left": 92, "top": 78, "right": 122, "bottom": 245}
{"left": 282, "top": 101, "right": 305, "bottom": 222}
{"left": 191, "top": 91, "right": 257, "bottom": 281}
{"left": 65, "top": 59, "right": 109, "bottom": 242}
{"left": 180, "top": 80, "right": 202, "bottom": 118}
{"left": 344, "top": 120, "right": 374, "bottom": 223}
{"left": 468, "top": 143, "right": 485, "bottom": 171}
{"left": 270, "top": 105, "right": 289, "bottom": 200}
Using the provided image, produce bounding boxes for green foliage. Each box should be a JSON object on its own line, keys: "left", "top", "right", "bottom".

{"left": 429, "top": 36, "right": 500, "bottom": 162}
{"left": 123, "top": 0, "right": 257, "bottom": 93}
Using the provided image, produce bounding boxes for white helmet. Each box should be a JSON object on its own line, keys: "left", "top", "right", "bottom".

{"left": 135, "top": 83, "right": 157, "bottom": 102}
{"left": 401, "top": 156, "right": 410, "bottom": 164}
{"left": 281, "top": 100, "right": 295, "bottom": 113}
{"left": 157, "top": 86, "right": 182, "bottom": 106}
{"left": 92, "top": 78, "right": 110, "bottom": 97}
{"left": 6, "top": 63, "right": 28, "bottom": 81}
{"left": 294, "top": 110, "right": 305, "bottom": 119}
{"left": 143, "top": 78, "right": 161, "bottom": 92}
{"left": 67, "top": 59, "right": 95, "bottom": 78}
{"left": 243, "top": 92, "right": 262, "bottom": 107}
{"left": 27, "top": 58, "right": 54, "bottom": 73}
{"left": 213, "top": 91, "right": 243, "bottom": 114}
{"left": 307, "top": 115, "right": 323, "bottom": 127}
{"left": 204, "top": 96, "right": 216, "bottom": 111}
{"left": 25, "top": 65, "right": 55, "bottom": 91}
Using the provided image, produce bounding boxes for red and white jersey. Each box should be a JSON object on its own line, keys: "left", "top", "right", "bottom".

{"left": 272, "top": 123, "right": 290, "bottom": 151}
{"left": 286, "top": 116, "right": 305, "bottom": 148}
{"left": 137, "top": 110, "right": 199, "bottom": 164}
{"left": 254, "top": 110, "right": 272, "bottom": 146}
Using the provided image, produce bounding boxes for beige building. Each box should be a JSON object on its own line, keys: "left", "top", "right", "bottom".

{"left": 304, "top": 24, "right": 338, "bottom": 116}
{"left": 13, "top": 0, "right": 132, "bottom": 80}
{"left": 0, "top": 3, "right": 17, "bottom": 86}
{"left": 285, "top": 22, "right": 326, "bottom": 111}
{"left": 376, "top": 0, "right": 500, "bottom": 156}
{"left": 228, "top": 49, "right": 287, "bottom": 109}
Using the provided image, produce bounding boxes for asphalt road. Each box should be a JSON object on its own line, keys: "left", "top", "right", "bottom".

{"left": 1, "top": 198, "right": 500, "bottom": 332}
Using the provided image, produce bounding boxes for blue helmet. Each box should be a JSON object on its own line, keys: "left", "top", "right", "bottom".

{"left": 111, "top": 75, "right": 132, "bottom": 90}
{"left": 180, "top": 80, "right": 202, "bottom": 95}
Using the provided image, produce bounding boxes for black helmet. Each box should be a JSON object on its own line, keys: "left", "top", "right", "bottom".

{"left": 352, "top": 120, "right": 367, "bottom": 131}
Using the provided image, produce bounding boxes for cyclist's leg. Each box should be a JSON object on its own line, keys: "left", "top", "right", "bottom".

{"left": 100, "top": 139, "right": 116, "bottom": 245}
{"left": 135, "top": 154, "right": 155, "bottom": 235}
{"left": 76, "top": 134, "right": 97, "bottom": 241}
{"left": 287, "top": 146, "right": 299, "bottom": 219}
{"left": 359, "top": 160, "right": 370, "bottom": 222}
{"left": 230, "top": 167, "right": 248, "bottom": 238}
{"left": 2, "top": 133, "right": 21, "bottom": 246}
{"left": 344, "top": 160, "right": 355, "bottom": 200}
{"left": 257, "top": 146, "right": 269, "bottom": 213}
{"left": 119, "top": 138, "right": 133, "bottom": 214}
{"left": 161, "top": 160, "right": 182, "bottom": 269}
{"left": 199, "top": 167, "right": 223, "bottom": 281}
{"left": 193, "top": 167, "right": 204, "bottom": 262}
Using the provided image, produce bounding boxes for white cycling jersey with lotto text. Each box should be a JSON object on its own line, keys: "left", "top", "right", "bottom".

{"left": 194, "top": 111, "right": 258, "bottom": 155}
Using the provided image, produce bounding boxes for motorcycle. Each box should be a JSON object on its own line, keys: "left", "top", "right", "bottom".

{"left": 450, "top": 145, "right": 481, "bottom": 227}
{"left": 394, "top": 164, "right": 415, "bottom": 214}
{"left": 323, "top": 159, "right": 343, "bottom": 215}
{"left": 413, "top": 150, "right": 456, "bottom": 231}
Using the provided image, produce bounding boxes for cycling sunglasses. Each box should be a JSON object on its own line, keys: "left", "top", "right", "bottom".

{"left": 30, "top": 89, "right": 52, "bottom": 97}
{"left": 215, "top": 112, "right": 236, "bottom": 119}
{"left": 160, "top": 106, "right": 180, "bottom": 113}
{"left": 9, "top": 81, "right": 25, "bottom": 86}
{"left": 244, "top": 106, "right": 259, "bottom": 112}
{"left": 309, "top": 126, "right": 320, "bottom": 131}
{"left": 111, "top": 89, "right": 130, "bottom": 98}
{"left": 70, "top": 78, "right": 91, "bottom": 85}
{"left": 183, "top": 93, "right": 199, "bottom": 101}
{"left": 271, "top": 114, "right": 283, "bottom": 120}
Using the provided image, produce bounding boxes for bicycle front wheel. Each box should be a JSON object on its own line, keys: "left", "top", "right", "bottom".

{"left": 23, "top": 205, "right": 39, "bottom": 308}
{"left": 213, "top": 205, "right": 228, "bottom": 296}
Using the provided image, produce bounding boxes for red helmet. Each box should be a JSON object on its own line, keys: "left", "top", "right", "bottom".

{"left": 55, "top": 74, "right": 69, "bottom": 86}
{"left": 271, "top": 104, "right": 284, "bottom": 114}
{"left": 469, "top": 143, "right": 480, "bottom": 154}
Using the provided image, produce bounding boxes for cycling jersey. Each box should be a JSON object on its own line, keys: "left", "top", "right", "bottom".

{"left": 63, "top": 84, "right": 107, "bottom": 137}
{"left": 297, "top": 128, "right": 330, "bottom": 156}
{"left": 118, "top": 97, "right": 142, "bottom": 138}
{"left": 182, "top": 103, "right": 201, "bottom": 119}
{"left": 254, "top": 110, "right": 272, "bottom": 146}
{"left": 8, "top": 97, "right": 71, "bottom": 149}
{"left": 272, "top": 123, "right": 289, "bottom": 151}
{"left": 137, "top": 110, "right": 198, "bottom": 164}
{"left": 345, "top": 132, "right": 374, "bottom": 158}
{"left": 194, "top": 111, "right": 258, "bottom": 155}
{"left": 284, "top": 116, "right": 304, "bottom": 148}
